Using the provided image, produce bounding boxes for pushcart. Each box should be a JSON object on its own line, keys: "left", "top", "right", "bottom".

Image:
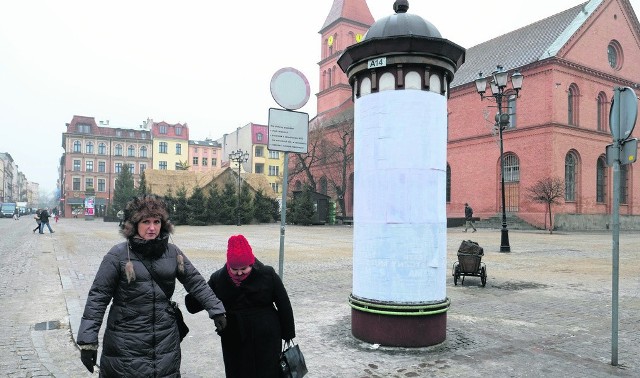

{"left": 452, "top": 240, "right": 487, "bottom": 287}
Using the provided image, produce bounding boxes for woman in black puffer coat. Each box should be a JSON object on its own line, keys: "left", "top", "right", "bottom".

{"left": 76, "top": 195, "right": 227, "bottom": 377}
{"left": 186, "top": 234, "right": 296, "bottom": 378}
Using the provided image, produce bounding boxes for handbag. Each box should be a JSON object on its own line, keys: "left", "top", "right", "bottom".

{"left": 280, "top": 340, "right": 308, "bottom": 378}
{"left": 131, "top": 249, "right": 190, "bottom": 342}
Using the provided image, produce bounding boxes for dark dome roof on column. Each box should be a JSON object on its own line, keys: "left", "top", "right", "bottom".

{"left": 364, "top": 0, "right": 441, "bottom": 40}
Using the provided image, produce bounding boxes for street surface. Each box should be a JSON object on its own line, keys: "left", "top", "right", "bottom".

{"left": 0, "top": 217, "right": 638, "bottom": 377}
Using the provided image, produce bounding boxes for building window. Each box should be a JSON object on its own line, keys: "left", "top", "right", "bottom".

{"left": 73, "top": 178, "right": 81, "bottom": 191}
{"left": 98, "top": 161, "right": 106, "bottom": 173}
{"left": 608, "top": 40, "right": 623, "bottom": 70}
{"left": 320, "top": 176, "right": 328, "bottom": 195}
{"left": 159, "top": 142, "right": 168, "bottom": 153}
{"left": 255, "top": 163, "right": 264, "bottom": 174}
{"left": 141, "top": 132, "right": 147, "bottom": 139}
{"left": 175, "top": 162, "right": 182, "bottom": 170}
{"left": 257, "top": 133, "right": 263, "bottom": 142}
{"left": 202, "top": 157, "right": 208, "bottom": 166}
{"left": 596, "top": 157, "right": 606, "bottom": 203}
{"left": 77, "top": 124, "right": 91, "bottom": 133}
{"left": 86, "top": 161, "right": 94, "bottom": 172}
{"left": 140, "top": 146, "right": 147, "bottom": 158}
{"left": 129, "top": 164, "right": 135, "bottom": 174}
{"left": 86, "top": 142, "right": 94, "bottom": 154}
{"left": 159, "top": 161, "right": 167, "bottom": 170}
{"left": 269, "top": 165, "right": 279, "bottom": 176}
{"left": 211, "top": 158, "right": 217, "bottom": 166}
{"left": 193, "top": 157, "right": 199, "bottom": 165}
{"left": 175, "top": 126, "right": 182, "bottom": 135}
{"left": 446, "top": 164, "right": 451, "bottom": 203}
{"left": 140, "top": 164, "right": 146, "bottom": 174}
{"left": 620, "top": 165, "right": 628, "bottom": 204}
{"left": 503, "top": 154, "right": 520, "bottom": 182}
{"left": 507, "top": 95, "right": 517, "bottom": 129}
{"left": 176, "top": 143, "right": 182, "bottom": 155}
{"left": 255, "top": 146, "right": 264, "bottom": 157}
{"left": 129, "top": 131, "right": 135, "bottom": 138}
{"left": 568, "top": 84, "right": 579, "bottom": 126}
{"left": 597, "top": 92, "right": 608, "bottom": 132}
{"left": 269, "top": 150, "right": 280, "bottom": 159}
{"left": 128, "top": 145, "right": 135, "bottom": 157}
{"left": 271, "top": 183, "right": 279, "bottom": 193}
{"left": 73, "top": 141, "right": 82, "bottom": 153}
{"left": 98, "top": 143, "right": 106, "bottom": 155}
{"left": 85, "top": 178, "right": 94, "bottom": 190}
{"left": 194, "top": 147, "right": 198, "bottom": 153}
{"left": 116, "top": 130, "right": 122, "bottom": 137}
{"left": 98, "top": 179, "right": 105, "bottom": 192}
{"left": 159, "top": 125, "right": 167, "bottom": 134}
{"left": 115, "top": 163, "right": 122, "bottom": 173}
{"left": 73, "top": 160, "right": 81, "bottom": 171}
{"left": 565, "top": 152, "right": 577, "bottom": 201}
{"left": 115, "top": 144, "right": 123, "bottom": 156}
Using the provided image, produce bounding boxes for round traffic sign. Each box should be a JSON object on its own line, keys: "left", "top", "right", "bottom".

{"left": 270, "top": 67, "right": 310, "bottom": 110}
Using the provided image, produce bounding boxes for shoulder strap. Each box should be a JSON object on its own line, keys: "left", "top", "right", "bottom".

{"left": 129, "top": 247, "right": 172, "bottom": 300}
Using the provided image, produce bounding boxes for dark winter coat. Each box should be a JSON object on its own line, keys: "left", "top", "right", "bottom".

{"left": 77, "top": 235, "right": 225, "bottom": 377}
{"left": 465, "top": 205, "right": 473, "bottom": 221}
{"left": 186, "top": 259, "right": 295, "bottom": 378}
{"left": 39, "top": 210, "right": 50, "bottom": 223}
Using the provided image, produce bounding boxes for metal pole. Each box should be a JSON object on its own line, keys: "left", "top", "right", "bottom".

{"left": 278, "top": 152, "right": 289, "bottom": 279}
{"left": 236, "top": 161, "right": 241, "bottom": 226}
{"left": 611, "top": 137, "right": 621, "bottom": 366}
{"left": 497, "top": 95, "right": 511, "bottom": 252}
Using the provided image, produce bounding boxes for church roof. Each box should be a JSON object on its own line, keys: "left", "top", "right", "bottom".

{"left": 321, "top": 0, "right": 374, "bottom": 31}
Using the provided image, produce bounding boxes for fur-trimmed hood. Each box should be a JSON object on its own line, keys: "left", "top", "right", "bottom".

{"left": 120, "top": 195, "right": 174, "bottom": 239}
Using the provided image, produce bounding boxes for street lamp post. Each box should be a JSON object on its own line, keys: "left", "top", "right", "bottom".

{"left": 229, "top": 149, "right": 249, "bottom": 226}
{"left": 474, "top": 65, "right": 524, "bottom": 253}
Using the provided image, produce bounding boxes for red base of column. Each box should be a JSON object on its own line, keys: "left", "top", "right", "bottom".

{"left": 350, "top": 296, "right": 449, "bottom": 347}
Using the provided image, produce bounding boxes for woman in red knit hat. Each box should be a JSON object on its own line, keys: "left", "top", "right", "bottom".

{"left": 186, "top": 234, "right": 296, "bottom": 378}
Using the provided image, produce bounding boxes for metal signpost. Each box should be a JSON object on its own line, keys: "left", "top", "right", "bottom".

{"left": 605, "top": 86, "right": 638, "bottom": 366}
{"left": 268, "top": 67, "right": 310, "bottom": 280}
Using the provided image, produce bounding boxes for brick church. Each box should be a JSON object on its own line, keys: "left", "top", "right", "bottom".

{"left": 291, "top": 0, "right": 640, "bottom": 230}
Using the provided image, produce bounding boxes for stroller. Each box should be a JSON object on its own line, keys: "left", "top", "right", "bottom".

{"left": 452, "top": 240, "right": 487, "bottom": 287}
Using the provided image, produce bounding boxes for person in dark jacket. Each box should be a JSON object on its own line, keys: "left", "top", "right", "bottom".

{"left": 185, "top": 234, "right": 296, "bottom": 378}
{"left": 463, "top": 202, "right": 477, "bottom": 232}
{"left": 76, "top": 195, "right": 227, "bottom": 376}
{"left": 38, "top": 208, "right": 54, "bottom": 233}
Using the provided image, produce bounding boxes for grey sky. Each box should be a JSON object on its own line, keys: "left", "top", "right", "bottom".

{"left": 1, "top": 0, "right": 637, "bottom": 195}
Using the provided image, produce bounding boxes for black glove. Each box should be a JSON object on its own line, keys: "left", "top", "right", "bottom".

{"left": 213, "top": 314, "right": 227, "bottom": 333}
{"left": 184, "top": 293, "right": 205, "bottom": 314}
{"left": 80, "top": 349, "right": 97, "bottom": 373}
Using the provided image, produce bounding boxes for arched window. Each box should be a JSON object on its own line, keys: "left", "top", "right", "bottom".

{"left": 404, "top": 71, "right": 421, "bottom": 90}
{"left": 140, "top": 146, "right": 147, "bottom": 158}
{"left": 98, "top": 142, "right": 106, "bottom": 155}
{"left": 597, "top": 92, "right": 608, "bottom": 132}
{"left": 565, "top": 152, "right": 577, "bottom": 201}
{"left": 379, "top": 72, "right": 395, "bottom": 91}
{"left": 429, "top": 74, "right": 441, "bottom": 94}
{"left": 620, "top": 165, "right": 629, "bottom": 204}
{"left": 608, "top": 40, "right": 623, "bottom": 70}
{"left": 446, "top": 164, "right": 451, "bottom": 203}
{"left": 128, "top": 145, "right": 135, "bottom": 157}
{"left": 568, "top": 84, "right": 579, "bottom": 126}
{"left": 115, "top": 144, "right": 123, "bottom": 156}
{"left": 503, "top": 154, "right": 520, "bottom": 183}
{"left": 319, "top": 176, "right": 328, "bottom": 195}
{"left": 596, "top": 156, "right": 607, "bottom": 203}
{"left": 360, "top": 77, "right": 372, "bottom": 97}
{"left": 73, "top": 140, "right": 82, "bottom": 153}
{"left": 86, "top": 142, "right": 94, "bottom": 154}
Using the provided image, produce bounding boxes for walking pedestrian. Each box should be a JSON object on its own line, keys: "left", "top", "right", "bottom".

{"left": 185, "top": 234, "right": 296, "bottom": 378}
{"left": 76, "top": 194, "right": 227, "bottom": 376}
{"left": 463, "top": 203, "right": 477, "bottom": 232}
{"left": 38, "top": 208, "right": 54, "bottom": 234}
{"left": 32, "top": 209, "right": 41, "bottom": 233}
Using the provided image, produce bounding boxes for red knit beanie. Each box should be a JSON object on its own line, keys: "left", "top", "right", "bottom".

{"left": 227, "top": 234, "right": 255, "bottom": 269}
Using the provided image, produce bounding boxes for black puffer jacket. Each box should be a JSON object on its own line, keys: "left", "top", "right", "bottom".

{"left": 77, "top": 235, "right": 225, "bottom": 377}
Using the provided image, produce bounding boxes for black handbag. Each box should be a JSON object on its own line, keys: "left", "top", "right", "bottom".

{"left": 132, "top": 250, "right": 190, "bottom": 342}
{"left": 280, "top": 340, "right": 308, "bottom": 378}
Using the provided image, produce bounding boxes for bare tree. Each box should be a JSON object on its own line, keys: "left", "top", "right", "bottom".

{"left": 288, "top": 122, "right": 326, "bottom": 191}
{"left": 527, "top": 177, "right": 564, "bottom": 233}
{"left": 317, "top": 115, "right": 354, "bottom": 216}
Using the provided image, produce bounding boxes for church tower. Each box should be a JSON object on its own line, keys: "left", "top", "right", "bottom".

{"left": 317, "top": 0, "right": 374, "bottom": 115}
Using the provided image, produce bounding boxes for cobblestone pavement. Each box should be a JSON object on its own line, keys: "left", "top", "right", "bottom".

{"left": 0, "top": 218, "right": 638, "bottom": 377}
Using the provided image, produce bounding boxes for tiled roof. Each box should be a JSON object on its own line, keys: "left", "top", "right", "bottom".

{"left": 450, "top": 2, "right": 591, "bottom": 87}
{"left": 321, "top": 0, "right": 374, "bottom": 31}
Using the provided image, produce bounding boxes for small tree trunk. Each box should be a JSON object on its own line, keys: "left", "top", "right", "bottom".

{"left": 547, "top": 202, "right": 553, "bottom": 234}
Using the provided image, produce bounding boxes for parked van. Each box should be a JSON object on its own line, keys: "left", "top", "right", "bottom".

{"left": 0, "top": 202, "right": 17, "bottom": 218}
